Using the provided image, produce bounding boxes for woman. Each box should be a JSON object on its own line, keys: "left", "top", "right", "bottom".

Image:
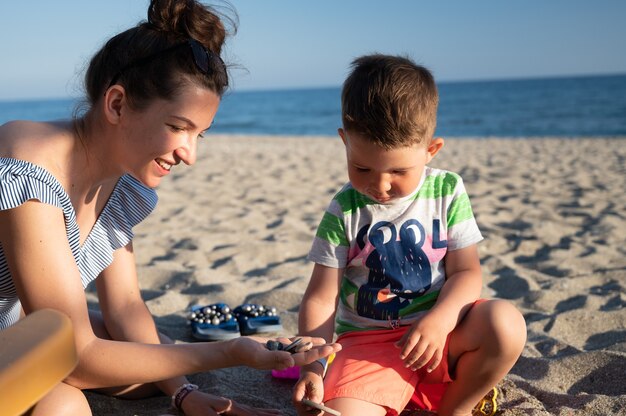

{"left": 0, "top": 1, "right": 339, "bottom": 415}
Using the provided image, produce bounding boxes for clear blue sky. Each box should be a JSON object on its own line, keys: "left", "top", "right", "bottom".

{"left": 1, "top": 0, "right": 625, "bottom": 101}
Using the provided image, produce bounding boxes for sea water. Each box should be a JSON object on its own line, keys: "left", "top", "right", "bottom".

{"left": 1, "top": 74, "right": 625, "bottom": 138}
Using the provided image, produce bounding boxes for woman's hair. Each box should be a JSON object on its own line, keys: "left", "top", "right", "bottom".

{"left": 341, "top": 54, "right": 439, "bottom": 149}
{"left": 84, "top": 0, "right": 236, "bottom": 111}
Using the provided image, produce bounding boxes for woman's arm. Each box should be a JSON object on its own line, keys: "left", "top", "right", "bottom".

{"left": 95, "top": 243, "right": 156, "bottom": 343}
{"left": 0, "top": 201, "right": 208, "bottom": 388}
{"left": 0, "top": 201, "right": 339, "bottom": 390}
{"left": 95, "top": 241, "right": 189, "bottom": 397}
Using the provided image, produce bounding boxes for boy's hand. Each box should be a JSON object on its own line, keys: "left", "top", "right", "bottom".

{"left": 292, "top": 364, "right": 325, "bottom": 415}
{"left": 394, "top": 311, "right": 451, "bottom": 372}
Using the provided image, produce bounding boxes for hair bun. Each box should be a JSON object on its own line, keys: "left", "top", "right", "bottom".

{"left": 148, "top": 0, "right": 188, "bottom": 34}
{"left": 147, "top": 0, "right": 232, "bottom": 54}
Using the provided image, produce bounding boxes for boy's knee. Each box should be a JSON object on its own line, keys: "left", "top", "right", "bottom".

{"left": 480, "top": 300, "right": 527, "bottom": 355}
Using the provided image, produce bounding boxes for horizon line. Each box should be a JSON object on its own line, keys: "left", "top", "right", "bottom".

{"left": 1, "top": 71, "right": 625, "bottom": 103}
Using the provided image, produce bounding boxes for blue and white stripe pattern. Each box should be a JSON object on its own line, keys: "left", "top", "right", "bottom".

{"left": 0, "top": 158, "right": 157, "bottom": 329}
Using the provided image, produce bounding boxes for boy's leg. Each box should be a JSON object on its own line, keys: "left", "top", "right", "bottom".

{"left": 438, "top": 300, "right": 526, "bottom": 416}
{"left": 325, "top": 397, "right": 388, "bottom": 416}
{"left": 322, "top": 327, "right": 435, "bottom": 416}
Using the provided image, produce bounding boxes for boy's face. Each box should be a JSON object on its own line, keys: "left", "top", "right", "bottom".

{"left": 339, "top": 129, "right": 444, "bottom": 204}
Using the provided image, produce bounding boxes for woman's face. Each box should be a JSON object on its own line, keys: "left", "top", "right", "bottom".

{"left": 120, "top": 85, "right": 221, "bottom": 188}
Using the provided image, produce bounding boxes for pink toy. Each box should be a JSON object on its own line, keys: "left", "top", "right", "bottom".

{"left": 271, "top": 366, "right": 300, "bottom": 379}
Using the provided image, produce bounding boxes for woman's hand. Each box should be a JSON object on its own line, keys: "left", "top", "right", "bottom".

{"left": 181, "top": 390, "right": 282, "bottom": 415}
{"left": 227, "top": 336, "right": 341, "bottom": 371}
{"left": 394, "top": 311, "right": 451, "bottom": 372}
{"left": 292, "top": 364, "right": 325, "bottom": 416}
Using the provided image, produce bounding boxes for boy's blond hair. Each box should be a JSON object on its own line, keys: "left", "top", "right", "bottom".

{"left": 341, "top": 54, "right": 438, "bottom": 149}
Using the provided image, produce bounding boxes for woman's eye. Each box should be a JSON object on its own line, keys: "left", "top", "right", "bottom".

{"left": 168, "top": 124, "right": 185, "bottom": 133}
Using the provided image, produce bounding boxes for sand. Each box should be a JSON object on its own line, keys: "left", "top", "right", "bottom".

{"left": 85, "top": 135, "right": 626, "bottom": 416}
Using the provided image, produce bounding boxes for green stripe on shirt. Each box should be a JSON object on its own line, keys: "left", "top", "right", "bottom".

{"left": 316, "top": 212, "right": 349, "bottom": 246}
{"left": 399, "top": 290, "right": 440, "bottom": 315}
{"left": 336, "top": 319, "right": 371, "bottom": 334}
{"left": 335, "top": 188, "right": 375, "bottom": 213}
{"left": 447, "top": 193, "right": 474, "bottom": 227}
{"left": 339, "top": 278, "right": 359, "bottom": 307}
{"left": 414, "top": 172, "right": 460, "bottom": 200}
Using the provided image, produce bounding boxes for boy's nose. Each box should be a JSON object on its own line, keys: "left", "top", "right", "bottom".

{"left": 372, "top": 175, "right": 392, "bottom": 192}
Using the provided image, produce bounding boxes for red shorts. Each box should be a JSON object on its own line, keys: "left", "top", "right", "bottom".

{"left": 323, "top": 300, "right": 486, "bottom": 414}
{"left": 322, "top": 325, "right": 452, "bottom": 413}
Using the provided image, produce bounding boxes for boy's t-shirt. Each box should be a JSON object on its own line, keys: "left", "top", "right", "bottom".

{"left": 308, "top": 166, "right": 483, "bottom": 334}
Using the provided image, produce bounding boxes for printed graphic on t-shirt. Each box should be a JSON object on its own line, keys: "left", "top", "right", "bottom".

{"left": 355, "top": 218, "right": 448, "bottom": 321}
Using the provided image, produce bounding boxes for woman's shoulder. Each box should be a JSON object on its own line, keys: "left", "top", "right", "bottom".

{"left": 0, "top": 121, "right": 77, "bottom": 200}
{"left": 0, "top": 119, "right": 66, "bottom": 140}
{"left": 0, "top": 120, "right": 73, "bottom": 163}
{"left": 0, "top": 157, "right": 69, "bottom": 213}
{"left": 0, "top": 119, "right": 37, "bottom": 134}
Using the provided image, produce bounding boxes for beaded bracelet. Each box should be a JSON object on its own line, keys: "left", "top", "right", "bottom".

{"left": 171, "top": 383, "right": 199, "bottom": 411}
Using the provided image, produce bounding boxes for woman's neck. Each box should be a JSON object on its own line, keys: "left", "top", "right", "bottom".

{"left": 66, "top": 113, "right": 122, "bottom": 205}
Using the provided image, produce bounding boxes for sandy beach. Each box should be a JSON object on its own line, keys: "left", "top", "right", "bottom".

{"left": 85, "top": 135, "right": 626, "bottom": 416}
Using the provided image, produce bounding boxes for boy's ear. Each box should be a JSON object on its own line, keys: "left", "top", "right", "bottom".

{"left": 103, "top": 85, "right": 126, "bottom": 125}
{"left": 338, "top": 128, "right": 347, "bottom": 145}
{"left": 426, "top": 137, "right": 445, "bottom": 162}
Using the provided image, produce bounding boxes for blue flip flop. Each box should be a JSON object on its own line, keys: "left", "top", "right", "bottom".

{"left": 188, "top": 303, "right": 240, "bottom": 341}
{"left": 234, "top": 304, "right": 283, "bottom": 336}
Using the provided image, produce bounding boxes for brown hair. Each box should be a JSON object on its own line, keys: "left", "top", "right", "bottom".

{"left": 341, "top": 54, "right": 438, "bottom": 149}
{"left": 83, "top": 0, "right": 236, "bottom": 111}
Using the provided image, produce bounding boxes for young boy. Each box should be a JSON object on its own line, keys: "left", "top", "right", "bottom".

{"left": 293, "top": 54, "right": 526, "bottom": 416}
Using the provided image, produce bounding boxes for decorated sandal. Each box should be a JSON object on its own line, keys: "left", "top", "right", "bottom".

{"left": 188, "top": 303, "right": 240, "bottom": 341}
{"left": 472, "top": 387, "right": 498, "bottom": 416}
{"left": 233, "top": 303, "right": 283, "bottom": 336}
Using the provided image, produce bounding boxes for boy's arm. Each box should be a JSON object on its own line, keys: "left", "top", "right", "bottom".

{"left": 293, "top": 263, "right": 342, "bottom": 409}
{"left": 396, "top": 244, "right": 483, "bottom": 371}
{"left": 299, "top": 263, "right": 343, "bottom": 342}
{"left": 430, "top": 244, "right": 483, "bottom": 333}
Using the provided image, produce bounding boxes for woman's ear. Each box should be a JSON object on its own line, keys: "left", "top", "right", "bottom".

{"left": 426, "top": 137, "right": 445, "bottom": 162}
{"left": 103, "top": 85, "right": 126, "bottom": 125}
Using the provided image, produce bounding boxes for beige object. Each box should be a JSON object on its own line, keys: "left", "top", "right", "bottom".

{"left": 0, "top": 309, "right": 78, "bottom": 416}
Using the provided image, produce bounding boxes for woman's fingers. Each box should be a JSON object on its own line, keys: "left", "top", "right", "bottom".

{"left": 291, "top": 343, "right": 341, "bottom": 368}
{"left": 274, "top": 336, "right": 330, "bottom": 347}
{"left": 238, "top": 336, "right": 340, "bottom": 370}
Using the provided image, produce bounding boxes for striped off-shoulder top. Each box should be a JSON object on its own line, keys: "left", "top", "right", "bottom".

{"left": 0, "top": 158, "right": 157, "bottom": 329}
